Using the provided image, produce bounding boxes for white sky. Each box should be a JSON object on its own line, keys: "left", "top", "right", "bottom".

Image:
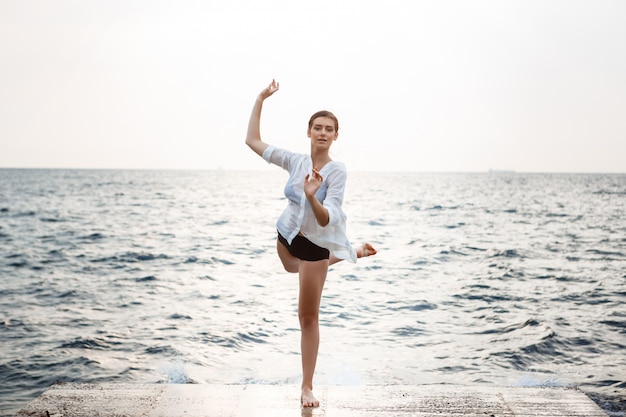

{"left": 1, "top": 0, "right": 625, "bottom": 172}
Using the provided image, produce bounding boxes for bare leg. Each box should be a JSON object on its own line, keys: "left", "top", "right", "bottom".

{"left": 298, "top": 259, "right": 329, "bottom": 407}
{"left": 329, "top": 243, "right": 377, "bottom": 265}
{"left": 276, "top": 238, "right": 376, "bottom": 407}
{"left": 277, "top": 238, "right": 299, "bottom": 273}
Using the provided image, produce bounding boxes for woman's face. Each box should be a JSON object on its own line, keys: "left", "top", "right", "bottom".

{"left": 307, "top": 117, "right": 338, "bottom": 148}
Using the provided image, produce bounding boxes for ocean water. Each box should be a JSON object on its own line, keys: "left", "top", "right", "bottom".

{"left": 0, "top": 169, "right": 625, "bottom": 416}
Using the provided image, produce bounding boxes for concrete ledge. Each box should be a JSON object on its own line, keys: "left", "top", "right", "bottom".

{"left": 15, "top": 383, "right": 608, "bottom": 416}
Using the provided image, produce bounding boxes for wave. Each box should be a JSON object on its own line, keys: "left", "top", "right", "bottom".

{"left": 59, "top": 337, "right": 113, "bottom": 350}
{"left": 91, "top": 252, "right": 170, "bottom": 263}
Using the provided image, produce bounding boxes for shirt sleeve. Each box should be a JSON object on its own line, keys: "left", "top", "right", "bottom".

{"left": 263, "top": 145, "right": 294, "bottom": 171}
{"left": 322, "top": 163, "right": 348, "bottom": 227}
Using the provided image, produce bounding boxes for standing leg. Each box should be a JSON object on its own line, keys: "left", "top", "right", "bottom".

{"left": 298, "top": 259, "right": 329, "bottom": 407}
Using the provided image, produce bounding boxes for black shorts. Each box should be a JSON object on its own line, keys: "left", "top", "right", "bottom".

{"left": 277, "top": 231, "right": 330, "bottom": 262}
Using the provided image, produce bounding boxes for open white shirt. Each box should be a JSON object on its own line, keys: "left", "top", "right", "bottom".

{"left": 263, "top": 145, "right": 357, "bottom": 262}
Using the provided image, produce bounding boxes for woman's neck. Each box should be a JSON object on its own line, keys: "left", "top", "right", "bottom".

{"left": 310, "top": 148, "right": 331, "bottom": 169}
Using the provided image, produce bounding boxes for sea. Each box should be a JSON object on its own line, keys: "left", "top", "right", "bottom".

{"left": 0, "top": 169, "right": 624, "bottom": 416}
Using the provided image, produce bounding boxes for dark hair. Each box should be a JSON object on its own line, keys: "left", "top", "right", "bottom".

{"left": 308, "top": 110, "right": 339, "bottom": 132}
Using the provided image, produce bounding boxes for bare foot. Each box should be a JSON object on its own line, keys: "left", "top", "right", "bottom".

{"left": 356, "top": 243, "right": 377, "bottom": 258}
{"left": 301, "top": 387, "right": 319, "bottom": 408}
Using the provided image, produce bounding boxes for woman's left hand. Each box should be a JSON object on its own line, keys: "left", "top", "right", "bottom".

{"left": 304, "top": 168, "right": 323, "bottom": 199}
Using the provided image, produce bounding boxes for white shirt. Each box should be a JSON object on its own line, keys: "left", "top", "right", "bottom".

{"left": 263, "top": 145, "right": 357, "bottom": 263}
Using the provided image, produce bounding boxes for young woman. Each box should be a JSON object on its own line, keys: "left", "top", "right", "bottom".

{"left": 245, "top": 80, "right": 376, "bottom": 408}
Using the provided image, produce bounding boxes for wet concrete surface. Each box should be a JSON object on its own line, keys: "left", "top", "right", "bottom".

{"left": 15, "top": 383, "right": 608, "bottom": 416}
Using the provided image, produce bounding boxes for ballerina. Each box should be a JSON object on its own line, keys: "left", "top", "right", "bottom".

{"left": 245, "top": 79, "right": 377, "bottom": 408}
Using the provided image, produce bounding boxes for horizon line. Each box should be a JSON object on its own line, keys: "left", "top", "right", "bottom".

{"left": 1, "top": 166, "right": 624, "bottom": 175}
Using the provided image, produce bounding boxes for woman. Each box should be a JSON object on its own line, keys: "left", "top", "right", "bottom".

{"left": 245, "top": 80, "right": 376, "bottom": 408}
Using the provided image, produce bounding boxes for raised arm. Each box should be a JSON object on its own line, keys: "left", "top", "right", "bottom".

{"left": 245, "top": 79, "right": 279, "bottom": 157}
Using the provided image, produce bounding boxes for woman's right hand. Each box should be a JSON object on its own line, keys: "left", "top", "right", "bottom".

{"left": 258, "top": 79, "right": 279, "bottom": 100}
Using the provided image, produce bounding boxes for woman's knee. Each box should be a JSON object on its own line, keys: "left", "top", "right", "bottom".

{"left": 280, "top": 259, "right": 299, "bottom": 273}
{"left": 282, "top": 261, "right": 299, "bottom": 273}
{"left": 299, "top": 311, "right": 319, "bottom": 329}
{"left": 277, "top": 239, "right": 299, "bottom": 273}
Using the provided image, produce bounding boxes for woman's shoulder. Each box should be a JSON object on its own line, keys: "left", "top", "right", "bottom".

{"left": 270, "top": 145, "right": 309, "bottom": 158}
{"left": 323, "top": 161, "right": 348, "bottom": 183}
{"left": 264, "top": 145, "right": 309, "bottom": 166}
{"left": 326, "top": 160, "right": 347, "bottom": 172}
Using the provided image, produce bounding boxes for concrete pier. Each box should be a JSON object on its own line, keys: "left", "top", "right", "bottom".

{"left": 15, "top": 383, "right": 608, "bottom": 416}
